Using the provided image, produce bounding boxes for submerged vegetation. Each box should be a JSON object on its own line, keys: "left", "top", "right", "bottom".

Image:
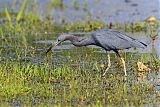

{"left": 0, "top": 0, "right": 160, "bottom": 106}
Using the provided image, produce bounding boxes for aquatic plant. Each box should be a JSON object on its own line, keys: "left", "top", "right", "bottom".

{"left": 73, "top": 0, "right": 79, "bottom": 10}
{"left": 4, "top": 7, "right": 12, "bottom": 26}
{"left": 52, "top": 0, "right": 63, "bottom": 9}
{"left": 0, "top": 0, "right": 160, "bottom": 106}
{"left": 16, "top": 0, "right": 28, "bottom": 22}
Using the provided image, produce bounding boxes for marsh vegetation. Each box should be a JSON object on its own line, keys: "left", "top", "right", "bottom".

{"left": 0, "top": 0, "right": 159, "bottom": 106}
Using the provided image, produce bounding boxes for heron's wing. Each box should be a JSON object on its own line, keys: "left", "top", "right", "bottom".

{"left": 110, "top": 30, "right": 147, "bottom": 47}
{"left": 91, "top": 29, "right": 146, "bottom": 51}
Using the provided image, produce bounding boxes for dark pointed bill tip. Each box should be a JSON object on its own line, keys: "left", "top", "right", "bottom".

{"left": 46, "top": 41, "right": 60, "bottom": 54}
{"left": 46, "top": 45, "right": 53, "bottom": 54}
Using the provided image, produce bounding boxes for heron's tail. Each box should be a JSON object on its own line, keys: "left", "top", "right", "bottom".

{"left": 139, "top": 41, "right": 147, "bottom": 48}
{"left": 132, "top": 40, "right": 147, "bottom": 49}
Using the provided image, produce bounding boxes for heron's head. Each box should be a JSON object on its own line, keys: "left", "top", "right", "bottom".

{"left": 55, "top": 33, "right": 69, "bottom": 46}
{"left": 46, "top": 33, "right": 74, "bottom": 54}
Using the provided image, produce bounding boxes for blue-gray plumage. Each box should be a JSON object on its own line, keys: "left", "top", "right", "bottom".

{"left": 89, "top": 29, "right": 147, "bottom": 52}
{"left": 46, "top": 29, "right": 147, "bottom": 76}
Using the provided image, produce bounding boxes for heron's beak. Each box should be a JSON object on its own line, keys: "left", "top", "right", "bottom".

{"left": 46, "top": 41, "right": 61, "bottom": 54}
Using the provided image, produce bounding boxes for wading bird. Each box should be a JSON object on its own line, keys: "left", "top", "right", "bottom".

{"left": 46, "top": 29, "right": 147, "bottom": 76}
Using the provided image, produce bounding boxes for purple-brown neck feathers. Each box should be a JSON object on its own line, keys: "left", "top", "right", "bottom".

{"left": 64, "top": 34, "right": 81, "bottom": 42}
{"left": 58, "top": 34, "right": 93, "bottom": 46}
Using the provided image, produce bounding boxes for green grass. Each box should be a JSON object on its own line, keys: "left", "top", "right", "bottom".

{"left": 0, "top": 1, "right": 160, "bottom": 106}
{"left": 0, "top": 45, "right": 159, "bottom": 106}
{"left": 1, "top": 19, "right": 160, "bottom": 106}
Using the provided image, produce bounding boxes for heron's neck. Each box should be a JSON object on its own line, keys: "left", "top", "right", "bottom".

{"left": 66, "top": 34, "right": 93, "bottom": 46}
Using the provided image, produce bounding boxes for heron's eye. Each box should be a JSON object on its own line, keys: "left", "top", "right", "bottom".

{"left": 58, "top": 39, "right": 60, "bottom": 42}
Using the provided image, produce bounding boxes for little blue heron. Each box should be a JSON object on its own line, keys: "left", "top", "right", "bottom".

{"left": 46, "top": 29, "right": 147, "bottom": 76}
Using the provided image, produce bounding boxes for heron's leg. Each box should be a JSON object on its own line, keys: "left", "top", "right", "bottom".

{"left": 103, "top": 54, "right": 111, "bottom": 76}
{"left": 120, "top": 57, "right": 127, "bottom": 76}
{"left": 115, "top": 51, "right": 127, "bottom": 76}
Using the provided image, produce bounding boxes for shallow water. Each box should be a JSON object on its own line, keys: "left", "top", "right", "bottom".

{"left": 0, "top": 0, "right": 160, "bottom": 105}
{"left": 154, "top": 34, "right": 160, "bottom": 59}
{"left": 1, "top": 31, "right": 160, "bottom": 106}
{"left": 0, "top": 0, "right": 159, "bottom": 23}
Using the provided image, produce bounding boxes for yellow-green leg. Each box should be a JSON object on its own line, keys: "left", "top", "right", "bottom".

{"left": 120, "top": 57, "right": 127, "bottom": 76}
{"left": 103, "top": 54, "right": 111, "bottom": 76}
